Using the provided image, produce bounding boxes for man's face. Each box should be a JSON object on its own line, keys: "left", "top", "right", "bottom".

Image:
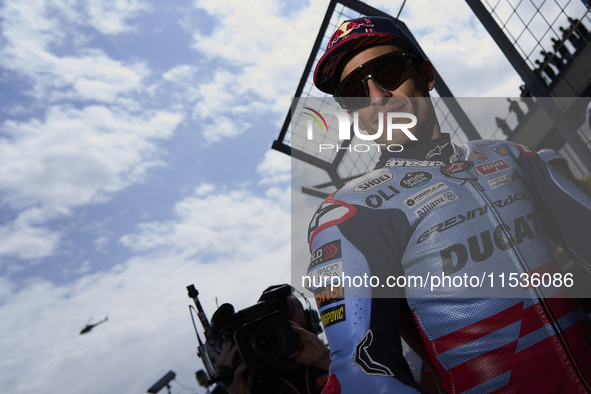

{"left": 339, "top": 45, "right": 439, "bottom": 146}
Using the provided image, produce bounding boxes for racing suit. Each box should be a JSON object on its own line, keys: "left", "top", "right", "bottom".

{"left": 306, "top": 134, "right": 591, "bottom": 394}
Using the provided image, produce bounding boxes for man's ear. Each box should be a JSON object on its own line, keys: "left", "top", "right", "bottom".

{"left": 421, "top": 60, "right": 436, "bottom": 91}
{"left": 347, "top": 109, "right": 367, "bottom": 131}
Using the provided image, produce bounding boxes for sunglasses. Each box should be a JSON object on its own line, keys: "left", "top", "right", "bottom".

{"left": 334, "top": 51, "right": 420, "bottom": 110}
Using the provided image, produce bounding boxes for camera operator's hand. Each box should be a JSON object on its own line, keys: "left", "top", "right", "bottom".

{"left": 288, "top": 322, "right": 331, "bottom": 371}
{"left": 219, "top": 342, "right": 251, "bottom": 394}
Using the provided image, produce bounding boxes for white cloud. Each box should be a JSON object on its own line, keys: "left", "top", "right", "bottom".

{"left": 121, "top": 183, "right": 290, "bottom": 261}
{"left": 94, "top": 236, "right": 111, "bottom": 252}
{"left": 172, "top": 0, "right": 327, "bottom": 144}
{"left": 0, "top": 182, "right": 294, "bottom": 394}
{"left": 85, "top": 0, "right": 152, "bottom": 35}
{"left": 0, "top": 208, "right": 61, "bottom": 259}
{"left": 0, "top": 105, "right": 181, "bottom": 259}
{"left": 257, "top": 149, "right": 291, "bottom": 184}
{"left": 189, "top": 0, "right": 323, "bottom": 102}
{"left": 0, "top": 105, "right": 181, "bottom": 210}
{"left": 0, "top": 0, "right": 151, "bottom": 103}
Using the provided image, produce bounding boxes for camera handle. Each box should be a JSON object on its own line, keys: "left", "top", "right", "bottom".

{"left": 187, "top": 285, "right": 210, "bottom": 331}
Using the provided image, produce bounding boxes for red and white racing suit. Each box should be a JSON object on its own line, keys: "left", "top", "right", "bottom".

{"left": 306, "top": 134, "right": 591, "bottom": 394}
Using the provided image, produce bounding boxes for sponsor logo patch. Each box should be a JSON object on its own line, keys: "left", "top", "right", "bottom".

{"left": 473, "top": 140, "right": 497, "bottom": 147}
{"left": 327, "top": 18, "right": 375, "bottom": 50}
{"left": 467, "top": 150, "right": 491, "bottom": 161}
{"left": 310, "top": 261, "right": 342, "bottom": 281}
{"left": 308, "top": 240, "right": 342, "bottom": 271}
{"left": 314, "top": 283, "right": 344, "bottom": 309}
{"left": 441, "top": 161, "right": 472, "bottom": 174}
{"left": 385, "top": 159, "right": 444, "bottom": 168}
{"left": 353, "top": 173, "right": 394, "bottom": 193}
{"left": 492, "top": 144, "right": 510, "bottom": 156}
{"left": 399, "top": 171, "right": 433, "bottom": 189}
{"left": 405, "top": 182, "right": 447, "bottom": 207}
{"left": 364, "top": 185, "right": 401, "bottom": 209}
{"left": 414, "top": 191, "right": 458, "bottom": 218}
{"left": 321, "top": 304, "right": 346, "bottom": 328}
{"left": 321, "top": 52, "right": 347, "bottom": 84}
{"left": 488, "top": 173, "right": 517, "bottom": 189}
{"left": 475, "top": 159, "right": 511, "bottom": 176}
{"left": 425, "top": 143, "right": 449, "bottom": 159}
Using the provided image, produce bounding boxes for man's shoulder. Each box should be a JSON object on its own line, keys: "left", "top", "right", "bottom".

{"left": 464, "top": 139, "right": 536, "bottom": 158}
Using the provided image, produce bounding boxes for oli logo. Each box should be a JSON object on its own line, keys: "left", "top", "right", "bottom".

{"left": 302, "top": 107, "right": 417, "bottom": 152}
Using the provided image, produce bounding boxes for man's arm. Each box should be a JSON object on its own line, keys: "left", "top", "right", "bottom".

{"left": 307, "top": 200, "right": 427, "bottom": 394}
{"left": 513, "top": 144, "right": 591, "bottom": 266}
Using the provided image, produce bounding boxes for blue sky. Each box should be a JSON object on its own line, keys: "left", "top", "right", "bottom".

{"left": 0, "top": 1, "right": 521, "bottom": 393}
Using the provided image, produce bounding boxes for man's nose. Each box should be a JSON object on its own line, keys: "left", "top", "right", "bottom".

{"left": 366, "top": 78, "right": 392, "bottom": 106}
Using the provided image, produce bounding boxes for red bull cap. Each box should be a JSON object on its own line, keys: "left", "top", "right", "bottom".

{"left": 313, "top": 16, "right": 423, "bottom": 95}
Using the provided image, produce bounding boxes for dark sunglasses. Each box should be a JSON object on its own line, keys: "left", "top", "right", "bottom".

{"left": 334, "top": 51, "right": 420, "bottom": 110}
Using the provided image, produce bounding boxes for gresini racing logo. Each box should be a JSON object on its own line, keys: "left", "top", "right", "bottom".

{"left": 414, "top": 191, "right": 458, "bottom": 218}
{"left": 417, "top": 191, "right": 528, "bottom": 244}
{"left": 302, "top": 107, "right": 417, "bottom": 153}
{"left": 386, "top": 159, "right": 444, "bottom": 168}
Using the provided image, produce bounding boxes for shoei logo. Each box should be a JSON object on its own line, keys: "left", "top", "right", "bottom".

{"left": 302, "top": 107, "right": 417, "bottom": 153}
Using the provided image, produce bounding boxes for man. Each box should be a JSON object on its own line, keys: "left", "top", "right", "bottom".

{"left": 218, "top": 285, "right": 330, "bottom": 394}
{"left": 306, "top": 16, "right": 591, "bottom": 394}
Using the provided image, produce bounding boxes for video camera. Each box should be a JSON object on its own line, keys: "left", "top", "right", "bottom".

{"left": 187, "top": 284, "right": 321, "bottom": 391}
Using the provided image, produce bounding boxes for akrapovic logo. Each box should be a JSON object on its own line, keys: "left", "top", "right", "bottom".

{"left": 405, "top": 182, "right": 447, "bottom": 207}
{"left": 353, "top": 173, "right": 394, "bottom": 193}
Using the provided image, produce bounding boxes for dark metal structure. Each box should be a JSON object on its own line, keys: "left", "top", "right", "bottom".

{"left": 272, "top": 0, "right": 481, "bottom": 198}
{"left": 466, "top": 0, "right": 591, "bottom": 175}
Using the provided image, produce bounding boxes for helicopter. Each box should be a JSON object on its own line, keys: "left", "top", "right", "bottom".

{"left": 79, "top": 315, "right": 108, "bottom": 335}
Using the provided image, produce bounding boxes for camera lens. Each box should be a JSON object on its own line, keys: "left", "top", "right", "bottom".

{"left": 250, "top": 327, "right": 282, "bottom": 357}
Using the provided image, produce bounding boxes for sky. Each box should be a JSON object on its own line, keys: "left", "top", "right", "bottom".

{"left": 0, "top": 0, "right": 524, "bottom": 393}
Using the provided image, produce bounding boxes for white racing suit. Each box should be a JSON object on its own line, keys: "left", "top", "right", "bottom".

{"left": 306, "top": 134, "right": 591, "bottom": 394}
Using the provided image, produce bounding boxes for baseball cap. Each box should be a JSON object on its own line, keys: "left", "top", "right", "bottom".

{"left": 313, "top": 16, "right": 423, "bottom": 95}
{"left": 538, "top": 149, "right": 567, "bottom": 164}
